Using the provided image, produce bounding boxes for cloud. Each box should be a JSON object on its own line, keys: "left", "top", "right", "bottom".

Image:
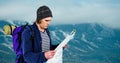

{"left": 0, "top": 0, "right": 120, "bottom": 29}
{"left": 0, "top": 2, "right": 36, "bottom": 22}
{"left": 51, "top": 0, "right": 120, "bottom": 29}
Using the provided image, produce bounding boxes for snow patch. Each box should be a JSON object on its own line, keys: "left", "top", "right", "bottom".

{"left": 1, "top": 43, "right": 13, "bottom": 51}
{"left": 81, "top": 33, "right": 98, "bottom": 48}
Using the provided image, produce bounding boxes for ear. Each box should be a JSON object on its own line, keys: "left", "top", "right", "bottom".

{"left": 36, "top": 20, "right": 42, "bottom": 24}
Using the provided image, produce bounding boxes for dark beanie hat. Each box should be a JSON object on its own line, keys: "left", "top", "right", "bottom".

{"left": 36, "top": 6, "right": 53, "bottom": 22}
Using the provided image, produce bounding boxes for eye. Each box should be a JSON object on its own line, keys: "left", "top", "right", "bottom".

{"left": 45, "top": 20, "right": 50, "bottom": 22}
{"left": 45, "top": 20, "right": 49, "bottom": 21}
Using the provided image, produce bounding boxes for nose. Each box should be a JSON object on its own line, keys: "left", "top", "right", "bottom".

{"left": 47, "top": 21, "right": 51, "bottom": 25}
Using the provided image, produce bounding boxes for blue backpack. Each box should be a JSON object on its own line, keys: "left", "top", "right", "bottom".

{"left": 12, "top": 25, "right": 34, "bottom": 63}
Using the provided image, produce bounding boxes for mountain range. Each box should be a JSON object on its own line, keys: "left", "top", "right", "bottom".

{"left": 0, "top": 20, "right": 120, "bottom": 63}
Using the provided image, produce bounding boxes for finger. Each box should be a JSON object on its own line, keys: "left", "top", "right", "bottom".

{"left": 50, "top": 50, "right": 56, "bottom": 53}
{"left": 49, "top": 55, "right": 53, "bottom": 58}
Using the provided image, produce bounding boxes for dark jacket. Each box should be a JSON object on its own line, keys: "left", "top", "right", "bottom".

{"left": 22, "top": 23, "right": 57, "bottom": 63}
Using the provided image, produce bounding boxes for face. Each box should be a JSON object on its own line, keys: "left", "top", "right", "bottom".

{"left": 39, "top": 17, "right": 52, "bottom": 29}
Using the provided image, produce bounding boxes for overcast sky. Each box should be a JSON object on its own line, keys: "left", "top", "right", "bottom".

{"left": 0, "top": 0, "right": 120, "bottom": 29}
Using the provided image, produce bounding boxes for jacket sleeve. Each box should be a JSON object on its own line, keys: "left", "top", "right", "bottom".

{"left": 22, "top": 28, "right": 47, "bottom": 63}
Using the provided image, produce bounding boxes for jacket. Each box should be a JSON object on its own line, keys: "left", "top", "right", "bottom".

{"left": 22, "top": 23, "right": 57, "bottom": 63}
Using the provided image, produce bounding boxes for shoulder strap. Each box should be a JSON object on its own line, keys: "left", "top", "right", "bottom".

{"left": 8, "top": 24, "right": 12, "bottom": 35}
{"left": 29, "top": 25, "right": 34, "bottom": 40}
{"left": 28, "top": 25, "right": 34, "bottom": 52}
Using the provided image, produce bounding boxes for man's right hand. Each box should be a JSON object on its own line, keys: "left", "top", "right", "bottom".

{"left": 45, "top": 50, "right": 56, "bottom": 59}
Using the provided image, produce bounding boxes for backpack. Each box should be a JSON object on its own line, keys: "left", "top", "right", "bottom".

{"left": 12, "top": 24, "right": 34, "bottom": 63}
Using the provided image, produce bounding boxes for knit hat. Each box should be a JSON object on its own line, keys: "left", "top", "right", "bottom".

{"left": 36, "top": 6, "right": 53, "bottom": 22}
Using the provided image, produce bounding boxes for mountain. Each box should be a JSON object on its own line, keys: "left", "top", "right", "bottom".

{"left": 0, "top": 20, "right": 120, "bottom": 63}
{"left": 49, "top": 23, "right": 120, "bottom": 63}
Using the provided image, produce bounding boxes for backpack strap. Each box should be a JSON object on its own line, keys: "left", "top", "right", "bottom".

{"left": 8, "top": 24, "right": 12, "bottom": 35}
{"left": 28, "top": 25, "right": 34, "bottom": 52}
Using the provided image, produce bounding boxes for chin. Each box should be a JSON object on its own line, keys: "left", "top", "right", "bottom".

{"left": 44, "top": 27, "right": 48, "bottom": 29}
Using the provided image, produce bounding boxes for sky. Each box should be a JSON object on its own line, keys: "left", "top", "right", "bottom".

{"left": 0, "top": 0, "right": 120, "bottom": 29}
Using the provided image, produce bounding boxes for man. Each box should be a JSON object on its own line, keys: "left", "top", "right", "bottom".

{"left": 22, "top": 6, "right": 58, "bottom": 63}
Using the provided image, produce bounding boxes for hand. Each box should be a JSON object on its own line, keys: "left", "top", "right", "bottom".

{"left": 63, "top": 45, "right": 67, "bottom": 49}
{"left": 45, "top": 50, "right": 56, "bottom": 59}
